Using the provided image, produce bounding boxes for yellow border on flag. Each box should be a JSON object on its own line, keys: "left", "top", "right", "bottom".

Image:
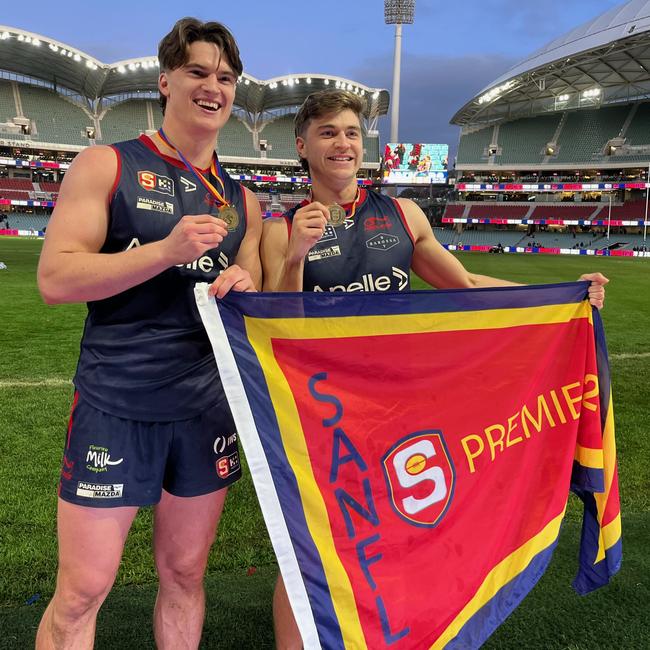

{"left": 430, "top": 510, "right": 567, "bottom": 649}
{"left": 244, "top": 301, "right": 591, "bottom": 647}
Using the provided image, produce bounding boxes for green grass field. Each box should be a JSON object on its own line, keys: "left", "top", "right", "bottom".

{"left": 0, "top": 236, "right": 648, "bottom": 649}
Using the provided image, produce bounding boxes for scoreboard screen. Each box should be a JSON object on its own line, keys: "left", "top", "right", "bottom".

{"left": 383, "top": 142, "right": 448, "bottom": 184}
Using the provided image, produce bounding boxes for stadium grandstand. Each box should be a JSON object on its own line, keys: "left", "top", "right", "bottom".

{"left": 0, "top": 24, "right": 389, "bottom": 232}
{"left": 443, "top": 0, "right": 650, "bottom": 257}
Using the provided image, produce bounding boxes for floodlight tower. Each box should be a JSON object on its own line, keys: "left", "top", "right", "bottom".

{"left": 384, "top": 0, "right": 415, "bottom": 143}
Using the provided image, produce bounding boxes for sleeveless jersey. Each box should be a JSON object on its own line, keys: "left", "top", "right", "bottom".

{"left": 284, "top": 189, "right": 415, "bottom": 292}
{"left": 73, "top": 135, "right": 247, "bottom": 421}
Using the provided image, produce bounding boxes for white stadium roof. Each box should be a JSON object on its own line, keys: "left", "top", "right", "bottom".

{"left": 0, "top": 25, "right": 389, "bottom": 118}
{"left": 452, "top": 0, "right": 650, "bottom": 125}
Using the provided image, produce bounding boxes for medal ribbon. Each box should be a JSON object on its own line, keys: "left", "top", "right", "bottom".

{"left": 309, "top": 187, "right": 362, "bottom": 218}
{"left": 157, "top": 128, "right": 230, "bottom": 208}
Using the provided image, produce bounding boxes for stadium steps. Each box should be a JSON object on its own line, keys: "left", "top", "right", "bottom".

{"left": 0, "top": 80, "right": 18, "bottom": 123}
{"left": 19, "top": 85, "right": 93, "bottom": 146}
{"left": 541, "top": 112, "right": 568, "bottom": 164}
{"left": 217, "top": 117, "right": 257, "bottom": 158}
{"left": 99, "top": 100, "right": 151, "bottom": 143}
{"left": 258, "top": 115, "right": 298, "bottom": 160}
{"left": 456, "top": 125, "right": 495, "bottom": 164}
{"left": 551, "top": 106, "right": 630, "bottom": 163}
{"left": 618, "top": 103, "right": 639, "bottom": 138}
{"left": 497, "top": 115, "right": 561, "bottom": 165}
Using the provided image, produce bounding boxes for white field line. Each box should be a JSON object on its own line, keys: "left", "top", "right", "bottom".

{"left": 0, "top": 378, "right": 72, "bottom": 388}
{"left": 0, "top": 352, "right": 647, "bottom": 389}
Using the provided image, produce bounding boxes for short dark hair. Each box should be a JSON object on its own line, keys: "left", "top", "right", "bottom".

{"left": 158, "top": 17, "right": 243, "bottom": 114}
{"left": 294, "top": 90, "right": 366, "bottom": 172}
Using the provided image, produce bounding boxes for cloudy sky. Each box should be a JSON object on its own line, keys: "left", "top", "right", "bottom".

{"left": 3, "top": 0, "right": 624, "bottom": 155}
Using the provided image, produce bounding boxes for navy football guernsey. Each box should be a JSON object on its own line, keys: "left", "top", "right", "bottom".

{"left": 284, "top": 189, "right": 415, "bottom": 292}
{"left": 73, "top": 135, "right": 247, "bottom": 421}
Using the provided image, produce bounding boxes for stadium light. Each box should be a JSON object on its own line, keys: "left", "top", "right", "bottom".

{"left": 306, "top": 77, "right": 312, "bottom": 84}
{"left": 478, "top": 80, "right": 515, "bottom": 105}
{"left": 384, "top": 0, "right": 415, "bottom": 142}
{"left": 0, "top": 32, "right": 10, "bottom": 40}
{"left": 324, "top": 79, "right": 330, "bottom": 85}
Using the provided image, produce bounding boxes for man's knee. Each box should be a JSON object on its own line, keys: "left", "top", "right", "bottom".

{"left": 55, "top": 567, "right": 117, "bottom": 620}
{"left": 156, "top": 547, "right": 209, "bottom": 591}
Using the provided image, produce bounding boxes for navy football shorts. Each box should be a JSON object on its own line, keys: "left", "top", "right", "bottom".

{"left": 58, "top": 392, "right": 241, "bottom": 507}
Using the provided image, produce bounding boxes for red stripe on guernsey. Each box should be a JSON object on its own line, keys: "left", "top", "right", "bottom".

{"left": 65, "top": 391, "right": 80, "bottom": 450}
{"left": 138, "top": 134, "right": 211, "bottom": 173}
{"left": 342, "top": 188, "right": 368, "bottom": 212}
{"left": 392, "top": 196, "right": 417, "bottom": 246}
{"left": 108, "top": 146, "right": 122, "bottom": 203}
{"left": 242, "top": 188, "right": 250, "bottom": 228}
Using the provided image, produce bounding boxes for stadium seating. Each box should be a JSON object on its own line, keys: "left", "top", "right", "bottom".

{"left": 467, "top": 203, "right": 531, "bottom": 219}
{"left": 591, "top": 200, "right": 648, "bottom": 220}
{"left": 6, "top": 213, "right": 49, "bottom": 230}
{"left": 216, "top": 117, "right": 257, "bottom": 158}
{"left": 19, "top": 85, "right": 93, "bottom": 146}
{"left": 496, "top": 115, "right": 561, "bottom": 165}
{"left": 442, "top": 204, "right": 466, "bottom": 219}
{"left": 0, "top": 178, "right": 34, "bottom": 191}
{"left": 529, "top": 204, "right": 599, "bottom": 220}
{"left": 553, "top": 106, "right": 629, "bottom": 163}
{"left": 621, "top": 102, "right": 650, "bottom": 146}
{"left": 593, "top": 233, "right": 649, "bottom": 249}
{"left": 259, "top": 115, "right": 298, "bottom": 160}
{"left": 433, "top": 227, "right": 458, "bottom": 245}
{"left": 39, "top": 181, "right": 62, "bottom": 193}
{"left": 100, "top": 100, "right": 152, "bottom": 143}
{"left": 610, "top": 102, "right": 650, "bottom": 163}
{"left": 523, "top": 231, "right": 589, "bottom": 248}
{"left": 363, "top": 135, "right": 380, "bottom": 163}
{"left": 0, "top": 190, "right": 30, "bottom": 201}
{"left": 457, "top": 229, "right": 525, "bottom": 247}
{"left": 0, "top": 80, "right": 17, "bottom": 124}
{"left": 456, "top": 126, "right": 494, "bottom": 164}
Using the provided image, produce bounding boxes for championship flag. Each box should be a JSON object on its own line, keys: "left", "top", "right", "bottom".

{"left": 195, "top": 282, "right": 621, "bottom": 649}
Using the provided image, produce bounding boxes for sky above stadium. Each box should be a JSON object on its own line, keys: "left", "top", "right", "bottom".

{"left": 3, "top": 0, "right": 623, "bottom": 158}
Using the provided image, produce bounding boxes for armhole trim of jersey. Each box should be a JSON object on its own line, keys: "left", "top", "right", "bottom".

{"left": 241, "top": 184, "right": 249, "bottom": 228}
{"left": 108, "top": 145, "right": 122, "bottom": 204}
{"left": 392, "top": 198, "right": 416, "bottom": 248}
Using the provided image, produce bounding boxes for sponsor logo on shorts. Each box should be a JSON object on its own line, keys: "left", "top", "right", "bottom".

{"left": 86, "top": 444, "right": 123, "bottom": 473}
{"left": 136, "top": 196, "right": 174, "bottom": 214}
{"left": 137, "top": 171, "right": 174, "bottom": 196}
{"left": 308, "top": 245, "right": 341, "bottom": 262}
{"left": 364, "top": 216, "right": 393, "bottom": 231}
{"left": 76, "top": 482, "right": 124, "bottom": 499}
{"left": 216, "top": 451, "right": 240, "bottom": 478}
{"left": 214, "top": 433, "right": 238, "bottom": 454}
{"left": 366, "top": 233, "right": 400, "bottom": 251}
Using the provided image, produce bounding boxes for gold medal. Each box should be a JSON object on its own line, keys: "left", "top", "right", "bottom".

{"left": 219, "top": 204, "right": 239, "bottom": 231}
{"left": 328, "top": 203, "right": 347, "bottom": 226}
